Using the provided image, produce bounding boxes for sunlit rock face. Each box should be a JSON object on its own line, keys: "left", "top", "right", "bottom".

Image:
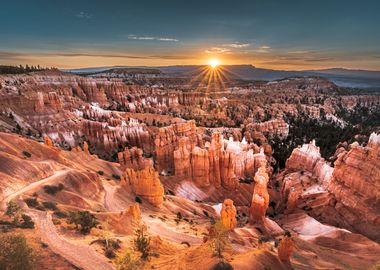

{"left": 245, "top": 119, "right": 289, "bottom": 140}
{"left": 171, "top": 129, "right": 268, "bottom": 190}
{"left": 220, "top": 199, "right": 237, "bottom": 230}
{"left": 281, "top": 134, "right": 380, "bottom": 241}
{"left": 155, "top": 120, "right": 200, "bottom": 175}
{"left": 285, "top": 140, "right": 333, "bottom": 185}
{"left": 326, "top": 133, "right": 380, "bottom": 241}
{"left": 122, "top": 165, "right": 164, "bottom": 208}
{"left": 118, "top": 146, "right": 153, "bottom": 170}
{"left": 249, "top": 156, "right": 270, "bottom": 224}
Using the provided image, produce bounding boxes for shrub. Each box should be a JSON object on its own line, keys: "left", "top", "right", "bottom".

{"left": 112, "top": 174, "right": 121, "bottom": 180}
{"left": 97, "top": 170, "right": 104, "bottom": 175}
{"left": 42, "top": 201, "right": 58, "bottom": 211}
{"left": 67, "top": 211, "right": 98, "bottom": 234}
{"left": 210, "top": 220, "right": 229, "bottom": 258}
{"left": 211, "top": 261, "right": 234, "bottom": 270}
{"left": 6, "top": 201, "right": 21, "bottom": 217}
{"left": 22, "top": 151, "right": 32, "bottom": 158}
{"left": 116, "top": 250, "right": 140, "bottom": 270}
{"left": 134, "top": 226, "right": 150, "bottom": 260}
{"left": 24, "top": 198, "right": 39, "bottom": 208}
{"left": 0, "top": 233, "right": 36, "bottom": 270}
{"left": 135, "top": 196, "right": 142, "bottom": 204}
{"left": 105, "top": 247, "right": 116, "bottom": 259}
{"left": 53, "top": 210, "right": 67, "bottom": 219}
{"left": 20, "top": 214, "right": 35, "bottom": 229}
{"left": 43, "top": 184, "right": 64, "bottom": 195}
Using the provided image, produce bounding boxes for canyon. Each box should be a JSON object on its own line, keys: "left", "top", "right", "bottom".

{"left": 0, "top": 70, "right": 379, "bottom": 270}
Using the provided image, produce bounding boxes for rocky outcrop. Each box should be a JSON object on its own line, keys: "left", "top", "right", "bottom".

{"left": 326, "top": 133, "right": 380, "bottom": 241}
{"left": 44, "top": 135, "right": 54, "bottom": 147}
{"left": 249, "top": 156, "right": 270, "bottom": 224}
{"left": 220, "top": 199, "right": 237, "bottom": 230}
{"left": 122, "top": 165, "right": 164, "bottom": 208}
{"left": 285, "top": 140, "right": 333, "bottom": 185}
{"left": 124, "top": 203, "right": 142, "bottom": 221}
{"left": 246, "top": 119, "right": 289, "bottom": 140}
{"left": 83, "top": 141, "right": 90, "bottom": 155}
{"left": 278, "top": 235, "right": 294, "bottom": 262}
{"left": 172, "top": 130, "right": 267, "bottom": 190}
{"left": 155, "top": 120, "right": 200, "bottom": 174}
{"left": 118, "top": 147, "right": 153, "bottom": 170}
{"left": 281, "top": 134, "right": 380, "bottom": 241}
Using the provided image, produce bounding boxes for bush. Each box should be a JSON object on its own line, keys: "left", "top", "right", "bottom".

{"left": 42, "top": 201, "right": 58, "bottom": 211}
{"left": 0, "top": 233, "right": 36, "bottom": 270}
{"left": 210, "top": 220, "right": 229, "bottom": 258}
{"left": 53, "top": 210, "right": 67, "bottom": 219}
{"left": 6, "top": 201, "right": 21, "bottom": 217}
{"left": 105, "top": 247, "right": 116, "bottom": 259}
{"left": 22, "top": 151, "right": 32, "bottom": 158}
{"left": 116, "top": 250, "right": 140, "bottom": 270}
{"left": 112, "top": 174, "right": 121, "bottom": 180}
{"left": 211, "top": 261, "right": 234, "bottom": 270}
{"left": 20, "top": 214, "right": 34, "bottom": 229}
{"left": 67, "top": 211, "right": 98, "bottom": 234}
{"left": 134, "top": 226, "right": 150, "bottom": 260}
{"left": 43, "top": 184, "right": 64, "bottom": 195}
{"left": 24, "top": 198, "right": 39, "bottom": 208}
{"left": 97, "top": 170, "right": 104, "bottom": 175}
{"left": 135, "top": 196, "right": 142, "bottom": 204}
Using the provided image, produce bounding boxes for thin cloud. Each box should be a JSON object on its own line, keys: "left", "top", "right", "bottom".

{"left": 76, "top": 11, "right": 92, "bottom": 19}
{"left": 288, "top": 50, "right": 310, "bottom": 54}
{"left": 255, "top": 45, "right": 271, "bottom": 53}
{"left": 205, "top": 47, "right": 231, "bottom": 54}
{"left": 128, "top": 35, "right": 179, "bottom": 42}
{"left": 223, "top": 42, "right": 250, "bottom": 48}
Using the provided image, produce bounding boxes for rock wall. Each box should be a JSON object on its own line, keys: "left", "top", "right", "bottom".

{"left": 326, "top": 133, "right": 380, "bottom": 241}
{"left": 122, "top": 165, "right": 164, "bottom": 208}
{"left": 281, "top": 134, "right": 380, "bottom": 241}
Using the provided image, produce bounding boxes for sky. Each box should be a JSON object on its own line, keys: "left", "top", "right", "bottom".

{"left": 0, "top": 0, "right": 380, "bottom": 70}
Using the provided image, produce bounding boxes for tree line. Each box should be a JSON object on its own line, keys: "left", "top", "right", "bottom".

{"left": 0, "top": 64, "right": 56, "bottom": 74}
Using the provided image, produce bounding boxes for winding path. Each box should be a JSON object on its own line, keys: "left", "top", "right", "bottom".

{"left": 1, "top": 169, "right": 113, "bottom": 270}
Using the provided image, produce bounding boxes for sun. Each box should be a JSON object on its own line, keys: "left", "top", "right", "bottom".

{"left": 208, "top": 59, "right": 220, "bottom": 68}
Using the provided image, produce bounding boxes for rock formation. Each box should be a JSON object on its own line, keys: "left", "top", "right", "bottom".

{"left": 326, "top": 133, "right": 380, "bottom": 241}
{"left": 281, "top": 134, "right": 380, "bottom": 241}
{"left": 220, "top": 199, "right": 237, "bottom": 230}
{"left": 124, "top": 203, "right": 142, "bottom": 221}
{"left": 122, "top": 165, "right": 164, "bottom": 208}
{"left": 249, "top": 156, "right": 270, "bottom": 224}
{"left": 118, "top": 147, "right": 152, "bottom": 170}
{"left": 44, "top": 135, "right": 54, "bottom": 147}
{"left": 278, "top": 235, "right": 294, "bottom": 262}
{"left": 83, "top": 141, "right": 90, "bottom": 155}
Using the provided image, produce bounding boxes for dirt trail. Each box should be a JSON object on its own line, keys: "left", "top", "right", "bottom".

{"left": 1, "top": 169, "right": 68, "bottom": 211}
{"left": 31, "top": 211, "right": 113, "bottom": 270}
{"left": 1, "top": 169, "right": 114, "bottom": 270}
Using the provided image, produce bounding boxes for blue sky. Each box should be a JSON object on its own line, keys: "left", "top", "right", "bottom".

{"left": 1, "top": 0, "right": 379, "bottom": 69}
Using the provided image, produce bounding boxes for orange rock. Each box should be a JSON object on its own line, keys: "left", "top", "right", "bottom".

{"left": 123, "top": 165, "right": 164, "bottom": 208}
{"left": 124, "top": 203, "right": 142, "bottom": 221}
{"left": 220, "top": 199, "right": 237, "bottom": 230}
{"left": 278, "top": 236, "right": 293, "bottom": 262}
{"left": 83, "top": 141, "right": 90, "bottom": 155}
{"left": 44, "top": 135, "right": 54, "bottom": 147}
{"left": 249, "top": 161, "right": 270, "bottom": 224}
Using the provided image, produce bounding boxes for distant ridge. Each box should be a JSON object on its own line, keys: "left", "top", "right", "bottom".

{"left": 64, "top": 65, "right": 380, "bottom": 90}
